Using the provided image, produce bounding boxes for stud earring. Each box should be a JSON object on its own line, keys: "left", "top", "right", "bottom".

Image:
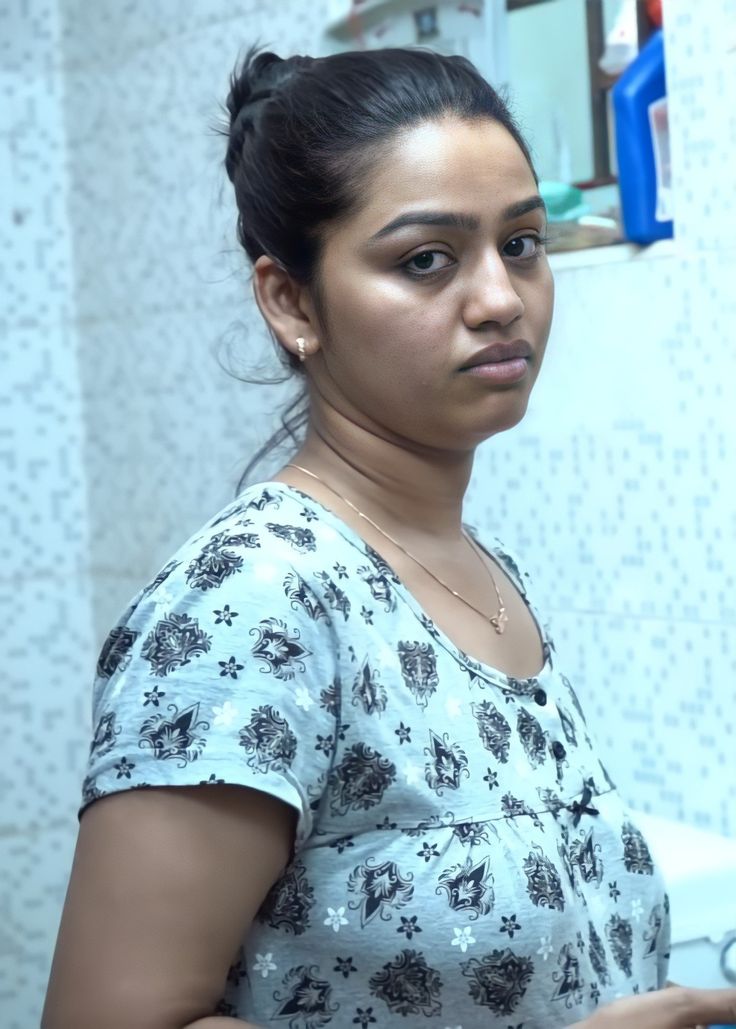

{"left": 296, "top": 336, "right": 306, "bottom": 362}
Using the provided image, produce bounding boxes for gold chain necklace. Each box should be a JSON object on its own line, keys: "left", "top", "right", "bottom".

{"left": 284, "top": 463, "right": 508, "bottom": 635}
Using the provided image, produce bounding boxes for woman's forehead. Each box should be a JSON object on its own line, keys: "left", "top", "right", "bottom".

{"left": 350, "top": 117, "right": 537, "bottom": 232}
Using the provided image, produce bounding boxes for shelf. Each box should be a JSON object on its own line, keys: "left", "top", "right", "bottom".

{"left": 327, "top": 0, "right": 554, "bottom": 40}
{"left": 507, "top": 0, "right": 555, "bottom": 9}
{"left": 548, "top": 237, "right": 676, "bottom": 272}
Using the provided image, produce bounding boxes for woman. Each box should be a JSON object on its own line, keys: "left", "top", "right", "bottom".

{"left": 43, "top": 45, "right": 736, "bottom": 1029}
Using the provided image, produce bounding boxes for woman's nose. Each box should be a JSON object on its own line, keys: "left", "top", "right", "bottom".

{"left": 462, "top": 254, "right": 525, "bottom": 329}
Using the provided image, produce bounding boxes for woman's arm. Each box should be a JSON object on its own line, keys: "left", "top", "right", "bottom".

{"left": 42, "top": 783, "right": 296, "bottom": 1029}
{"left": 569, "top": 984, "right": 736, "bottom": 1028}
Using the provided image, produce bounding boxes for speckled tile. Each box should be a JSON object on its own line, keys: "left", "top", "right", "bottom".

{"left": 0, "top": 69, "right": 75, "bottom": 331}
{"left": 664, "top": 0, "right": 736, "bottom": 247}
{"left": 2, "top": 1, "right": 736, "bottom": 1024}
{"left": 537, "top": 609, "right": 736, "bottom": 838}
{"left": 467, "top": 250, "right": 736, "bottom": 625}
{"left": 74, "top": 305, "right": 294, "bottom": 594}
{"left": 0, "top": 322, "right": 92, "bottom": 580}
{"left": 0, "top": 823, "right": 79, "bottom": 1029}
{"left": 0, "top": 576, "right": 93, "bottom": 834}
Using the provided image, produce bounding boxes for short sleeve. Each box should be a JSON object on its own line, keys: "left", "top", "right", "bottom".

{"left": 80, "top": 543, "right": 341, "bottom": 850}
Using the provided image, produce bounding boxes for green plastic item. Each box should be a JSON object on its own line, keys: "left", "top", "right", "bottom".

{"left": 539, "top": 180, "right": 590, "bottom": 222}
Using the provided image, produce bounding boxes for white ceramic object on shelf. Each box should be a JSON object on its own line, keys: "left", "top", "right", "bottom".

{"left": 599, "top": 0, "right": 639, "bottom": 76}
{"left": 323, "top": 0, "right": 508, "bottom": 89}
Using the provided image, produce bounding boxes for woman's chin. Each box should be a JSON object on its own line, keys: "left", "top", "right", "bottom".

{"left": 475, "top": 397, "right": 531, "bottom": 442}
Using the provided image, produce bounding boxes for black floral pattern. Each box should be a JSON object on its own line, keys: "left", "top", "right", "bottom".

{"left": 89, "top": 711, "right": 120, "bottom": 757}
{"left": 424, "top": 730, "right": 470, "bottom": 795}
{"left": 644, "top": 903, "right": 666, "bottom": 957}
{"left": 314, "top": 571, "right": 351, "bottom": 621}
{"left": 96, "top": 624, "right": 140, "bottom": 679}
{"left": 473, "top": 699, "right": 512, "bottom": 762}
{"left": 359, "top": 564, "right": 397, "bottom": 611}
{"left": 272, "top": 964, "right": 338, "bottom": 1027}
{"left": 138, "top": 702, "right": 209, "bottom": 766}
{"left": 266, "top": 523, "right": 317, "bottom": 552}
{"left": 347, "top": 859, "right": 414, "bottom": 926}
{"left": 570, "top": 827, "right": 605, "bottom": 886}
{"left": 523, "top": 844, "right": 566, "bottom": 911}
{"left": 259, "top": 860, "right": 315, "bottom": 936}
{"left": 351, "top": 659, "right": 388, "bottom": 716}
{"left": 363, "top": 545, "right": 400, "bottom": 583}
{"left": 80, "top": 775, "right": 105, "bottom": 804}
{"left": 247, "top": 489, "right": 282, "bottom": 512}
{"left": 250, "top": 617, "right": 311, "bottom": 680}
{"left": 369, "top": 949, "right": 442, "bottom": 1017}
{"left": 621, "top": 821, "right": 655, "bottom": 875}
{"left": 436, "top": 856, "right": 494, "bottom": 918}
{"left": 452, "top": 820, "right": 492, "bottom": 847}
{"left": 283, "top": 572, "right": 328, "bottom": 621}
{"left": 329, "top": 743, "right": 396, "bottom": 815}
{"left": 334, "top": 956, "right": 356, "bottom": 978}
{"left": 141, "top": 611, "right": 211, "bottom": 676}
{"left": 397, "top": 641, "right": 439, "bottom": 708}
{"left": 239, "top": 706, "right": 296, "bottom": 774}
{"left": 502, "top": 792, "right": 546, "bottom": 831}
{"left": 517, "top": 708, "right": 548, "bottom": 768}
{"left": 80, "top": 483, "right": 671, "bottom": 1027}
{"left": 551, "top": 942, "right": 586, "bottom": 1008}
{"left": 319, "top": 681, "right": 340, "bottom": 715}
{"left": 185, "top": 531, "right": 260, "bottom": 591}
{"left": 461, "top": 948, "right": 535, "bottom": 1015}
{"left": 538, "top": 786, "right": 566, "bottom": 816}
{"left": 588, "top": 920, "right": 612, "bottom": 986}
{"left": 606, "top": 913, "right": 634, "bottom": 976}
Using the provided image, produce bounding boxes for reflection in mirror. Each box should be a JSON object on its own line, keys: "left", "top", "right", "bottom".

{"left": 506, "top": 0, "right": 660, "bottom": 251}
{"left": 507, "top": 0, "right": 648, "bottom": 185}
{"left": 508, "top": 0, "right": 611, "bottom": 183}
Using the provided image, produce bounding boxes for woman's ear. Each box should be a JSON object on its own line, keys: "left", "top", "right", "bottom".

{"left": 252, "top": 255, "right": 321, "bottom": 363}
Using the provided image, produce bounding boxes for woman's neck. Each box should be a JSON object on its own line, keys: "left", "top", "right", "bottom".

{"left": 276, "top": 416, "right": 475, "bottom": 543}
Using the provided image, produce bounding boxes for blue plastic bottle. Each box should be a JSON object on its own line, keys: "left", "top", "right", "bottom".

{"left": 612, "top": 29, "right": 674, "bottom": 244}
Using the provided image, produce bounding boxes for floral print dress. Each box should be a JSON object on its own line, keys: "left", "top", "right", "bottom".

{"left": 81, "top": 482, "right": 671, "bottom": 1028}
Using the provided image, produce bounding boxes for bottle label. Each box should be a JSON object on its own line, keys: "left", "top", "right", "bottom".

{"left": 648, "top": 96, "right": 673, "bottom": 222}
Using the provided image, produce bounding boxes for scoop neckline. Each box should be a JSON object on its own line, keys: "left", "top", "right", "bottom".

{"left": 244, "top": 480, "right": 553, "bottom": 690}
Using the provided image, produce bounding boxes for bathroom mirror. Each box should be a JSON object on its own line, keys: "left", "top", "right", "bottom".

{"left": 507, "top": 0, "right": 655, "bottom": 186}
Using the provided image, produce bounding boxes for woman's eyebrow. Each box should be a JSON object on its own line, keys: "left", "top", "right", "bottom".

{"left": 365, "top": 195, "right": 546, "bottom": 245}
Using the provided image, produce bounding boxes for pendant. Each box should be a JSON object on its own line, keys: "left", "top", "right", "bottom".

{"left": 490, "top": 608, "right": 508, "bottom": 635}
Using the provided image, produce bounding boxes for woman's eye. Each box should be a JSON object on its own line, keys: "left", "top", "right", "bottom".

{"left": 504, "top": 234, "right": 545, "bottom": 260}
{"left": 402, "top": 250, "right": 453, "bottom": 277}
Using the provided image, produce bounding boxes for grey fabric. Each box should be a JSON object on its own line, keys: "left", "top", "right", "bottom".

{"left": 81, "top": 482, "right": 671, "bottom": 1027}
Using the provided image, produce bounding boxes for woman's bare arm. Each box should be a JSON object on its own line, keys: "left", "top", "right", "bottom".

{"left": 42, "top": 784, "right": 296, "bottom": 1029}
{"left": 570, "top": 984, "right": 736, "bottom": 1028}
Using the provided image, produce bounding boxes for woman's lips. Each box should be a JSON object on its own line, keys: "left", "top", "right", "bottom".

{"left": 457, "top": 338, "right": 532, "bottom": 383}
{"left": 460, "top": 356, "right": 529, "bottom": 383}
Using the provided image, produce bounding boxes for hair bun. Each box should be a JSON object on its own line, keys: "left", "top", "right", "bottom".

{"left": 225, "top": 47, "right": 306, "bottom": 181}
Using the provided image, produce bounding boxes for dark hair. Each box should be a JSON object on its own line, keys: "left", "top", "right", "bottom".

{"left": 222, "top": 44, "right": 535, "bottom": 493}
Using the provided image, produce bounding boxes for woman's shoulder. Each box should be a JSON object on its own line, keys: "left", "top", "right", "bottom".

{"left": 196, "top": 481, "right": 321, "bottom": 545}
{"left": 151, "top": 481, "right": 335, "bottom": 589}
{"left": 97, "top": 484, "right": 341, "bottom": 673}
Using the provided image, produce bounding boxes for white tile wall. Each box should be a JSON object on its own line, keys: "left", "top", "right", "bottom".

{"left": 466, "top": 242, "right": 736, "bottom": 834}
{"left": 1, "top": 2, "right": 330, "bottom": 1024}
{"left": 1, "top": 0, "right": 734, "bottom": 1024}
{"left": 0, "top": 70, "right": 75, "bottom": 328}
{"left": 0, "top": 823, "right": 80, "bottom": 1029}
{"left": 0, "top": 322, "right": 92, "bottom": 578}
{"left": 1, "top": 8, "right": 96, "bottom": 1026}
{"left": 664, "top": 0, "right": 736, "bottom": 247}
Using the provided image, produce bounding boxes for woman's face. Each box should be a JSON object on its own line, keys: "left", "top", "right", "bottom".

{"left": 307, "top": 116, "right": 555, "bottom": 452}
